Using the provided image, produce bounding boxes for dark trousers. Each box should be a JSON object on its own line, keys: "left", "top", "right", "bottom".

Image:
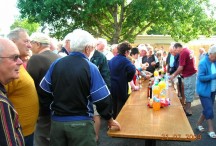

{"left": 24, "top": 133, "right": 34, "bottom": 146}
{"left": 50, "top": 120, "right": 96, "bottom": 146}
{"left": 112, "top": 95, "right": 128, "bottom": 119}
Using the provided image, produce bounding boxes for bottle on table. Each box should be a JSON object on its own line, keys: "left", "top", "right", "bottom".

{"left": 147, "top": 80, "right": 152, "bottom": 99}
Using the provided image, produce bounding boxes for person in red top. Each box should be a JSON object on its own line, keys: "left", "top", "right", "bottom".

{"left": 170, "top": 43, "right": 197, "bottom": 116}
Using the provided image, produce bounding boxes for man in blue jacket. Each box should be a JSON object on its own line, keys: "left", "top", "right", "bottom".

{"left": 40, "top": 29, "right": 120, "bottom": 146}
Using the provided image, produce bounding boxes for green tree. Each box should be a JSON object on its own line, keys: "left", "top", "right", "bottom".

{"left": 17, "top": 0, "right": 216, "bottom": 43}
{"left": 10, "top": 18, "right": 40, "bottom": 35}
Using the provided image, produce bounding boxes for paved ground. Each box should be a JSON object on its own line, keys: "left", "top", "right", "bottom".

{"left": 98, "top": 96, "right": 216, "bottom": 146}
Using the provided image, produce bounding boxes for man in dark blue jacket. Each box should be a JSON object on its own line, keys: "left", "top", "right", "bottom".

{"left": 40, "top": 29, "right": 120, "bottom": 146}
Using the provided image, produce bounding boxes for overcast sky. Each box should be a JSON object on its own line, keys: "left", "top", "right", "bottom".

{"left": 0, "top": 0, "right": 19, "bottom": 34}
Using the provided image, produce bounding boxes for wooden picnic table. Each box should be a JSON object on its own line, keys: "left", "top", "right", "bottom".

{"left": 107, "top": 81, "right": 197, "bottom": 146}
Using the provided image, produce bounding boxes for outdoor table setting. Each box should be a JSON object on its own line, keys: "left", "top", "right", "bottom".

{"left": 108, "top": 72, "right": 197, "bottom": 146}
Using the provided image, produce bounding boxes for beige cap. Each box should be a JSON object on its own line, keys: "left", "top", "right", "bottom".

{"left": 30, "top": 32, "right": 50, "bottom": 44}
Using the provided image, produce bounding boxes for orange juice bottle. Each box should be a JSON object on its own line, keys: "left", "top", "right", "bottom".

{"left": 153, "top": 101, "right": 161, "bottom": 111}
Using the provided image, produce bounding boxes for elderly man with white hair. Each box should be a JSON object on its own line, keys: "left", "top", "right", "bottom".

{"left": 58, "top": 35, "right": 70, "bottom": 57}
{"left": 111, "top": 44, "right": 118, "bottom": 56}
{"left": 196, "top": 45, "right": 216, "bottom": 138}
{"left": 40, "top": 29, "right": 121, "bottom": 146}
{"left": 137, "top": 44, "right": 148, "bottom": 64}
{"left": 97, "top": 38, "right": 114, "bottom": 61}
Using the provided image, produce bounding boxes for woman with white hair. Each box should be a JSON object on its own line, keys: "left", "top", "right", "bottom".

{"left": 196, "top": 45, "right": 216, "bottom": 138}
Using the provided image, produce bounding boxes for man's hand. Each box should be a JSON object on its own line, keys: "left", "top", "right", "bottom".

{"left": 169, "top": 74, "right": 175, "bottom": 81}
{"left": 151, "top": 61, "right": 156, "bottom": 66}
{"left": 145, "top": 75, "right": 151, "bottom": 80}
{"left": 141, "top": 64, "right": 147, "bottom": 70}
{"left": 108, "top": 118, "right": 121, "bottom": 131}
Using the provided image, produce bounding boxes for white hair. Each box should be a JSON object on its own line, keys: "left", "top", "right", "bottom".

{"left": 208, "top": 45, "right": 216, "bottom": 55}
{"left": 111, "top": 44, "right": 118, "bottom": 51}
{"left": 66, "top": 29, "right": 96, "bottom": 52}
{"left": 50, "top": 38, "right": 59, "bottom": 47}
{"left": 97, "top": 38, "right": 107, "bottom": 47}
{"left": 62, "top": 33, "right": 71, "bottom": 47}
{"left": 137, "top": 44, "right": 147, "bottom": 52}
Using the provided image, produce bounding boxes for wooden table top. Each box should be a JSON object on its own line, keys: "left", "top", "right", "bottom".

{"left": 108, "top": 81, "right": 196, "bottom": 141}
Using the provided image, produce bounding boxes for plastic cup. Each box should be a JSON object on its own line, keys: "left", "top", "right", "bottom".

{"left": 153, "top": 102, "right": 161, "bottom": 111}
{"left": 154, "top": 71, "right": 159, "bottom": 77}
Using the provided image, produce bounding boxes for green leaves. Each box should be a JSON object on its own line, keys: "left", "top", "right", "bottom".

{"left": 17, "top": 0, "right": 216, "bottom": 43}
{"left": 10, "top": 18, "right": 40, "bottom": 35}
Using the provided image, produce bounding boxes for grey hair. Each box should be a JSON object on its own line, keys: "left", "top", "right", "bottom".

{"left": 62, "top": 34, "right": 71, "bottom": 47}
{"left": 50, "top": 38, "right": 59, "bottom": 50}
{"left": 208, "top": 45, "right": 216, "bottom": 55}
{"left": 67, "top": 29, "right": 96, "bottom": 52}
{"left": 97, "top": 38, "right": 107, "bottom": 47}
{"left": 137, "top": 44, "right": 147, "bottom": 52}
{"left": 7, "top": 28, "right": 28, "bottom": 41}
{"left": 111, "top": 44, "right": 118, "bottom": 51}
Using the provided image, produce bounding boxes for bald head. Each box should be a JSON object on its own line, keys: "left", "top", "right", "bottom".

{"left": 0, "top": 37, "right": 22, "bottom": 84}
{"left": 0, "top": 37, "right": 18, "bottom": 55}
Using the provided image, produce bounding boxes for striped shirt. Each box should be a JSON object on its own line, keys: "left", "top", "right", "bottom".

{"left": 0, "top": 83, "right": 24, "bottom": 146}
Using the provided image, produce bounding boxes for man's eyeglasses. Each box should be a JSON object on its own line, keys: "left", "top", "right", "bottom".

{"left": 0, "top": 55, "right": 20, "bottom": 62}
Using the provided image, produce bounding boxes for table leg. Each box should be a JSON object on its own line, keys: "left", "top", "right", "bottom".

{"left": 145, "top": 139, "right": 156, "bottom": 146}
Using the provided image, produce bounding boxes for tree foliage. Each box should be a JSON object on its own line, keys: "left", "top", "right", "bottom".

{"left": 17, "top": 0, "right": 216, "bottom": 43}
{"left": 10, "top": 18, "right": 40, "bottom": 35}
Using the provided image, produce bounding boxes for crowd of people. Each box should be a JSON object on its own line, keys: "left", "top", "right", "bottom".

{"left": 0, "top": 27, "right": 216, "bottom": 146}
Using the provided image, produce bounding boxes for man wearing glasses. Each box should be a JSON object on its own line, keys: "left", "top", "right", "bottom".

{"left": 5, "top": 28, "right": 39, "bottom": 146}
{"left": 0, "top": 37, "right": 24, "bottom": 146}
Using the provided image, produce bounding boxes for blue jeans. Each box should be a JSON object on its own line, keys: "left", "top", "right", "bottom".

{"left": 24, "top": 133, "right": 34, "bottom": 146}
{"left": 200, "top": 91, "right": 216, "bottom": 120}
